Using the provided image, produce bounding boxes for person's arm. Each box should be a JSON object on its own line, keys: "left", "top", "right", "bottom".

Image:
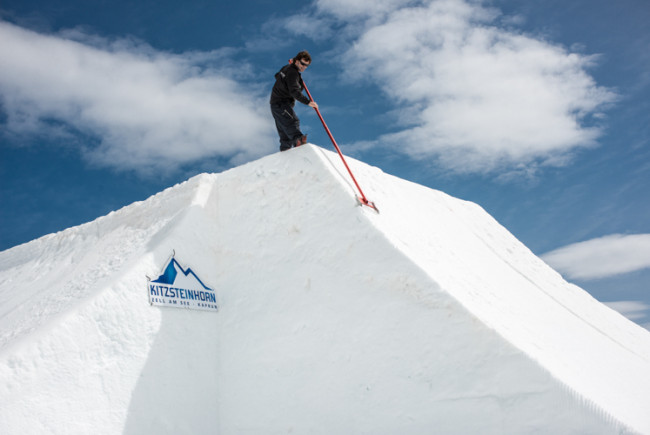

{"left": 286, "top": 69, "right": 311, "bottom": 105}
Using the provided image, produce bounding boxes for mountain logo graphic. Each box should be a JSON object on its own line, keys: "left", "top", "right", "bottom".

{"left": 147, "top": 254, "right": 217, "bottom": 312}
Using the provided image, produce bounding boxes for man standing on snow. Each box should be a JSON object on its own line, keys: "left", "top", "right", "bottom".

{"left": 270, "top": 51, "right": 318, "bottom": 152}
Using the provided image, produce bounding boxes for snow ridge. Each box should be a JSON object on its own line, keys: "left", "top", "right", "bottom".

{"left": 1, "top": 144, "right": 649, "bottom": 434}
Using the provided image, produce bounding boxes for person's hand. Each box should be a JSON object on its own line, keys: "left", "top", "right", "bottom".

{"left": 308, "top": 101, "right": 318, "bottom": 109}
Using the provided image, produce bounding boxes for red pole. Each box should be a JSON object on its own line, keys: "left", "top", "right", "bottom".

{"left": 302, "top": 81, "right": 378, "bottom": 212}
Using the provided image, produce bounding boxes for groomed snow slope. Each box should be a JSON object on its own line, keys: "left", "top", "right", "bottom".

{"left": 1, "top": 144, "right": 649, "bottom": 434}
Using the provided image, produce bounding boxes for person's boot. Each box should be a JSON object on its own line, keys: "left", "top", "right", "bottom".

{"left": 295, "top": 135, "right": 307, "bottom": 147}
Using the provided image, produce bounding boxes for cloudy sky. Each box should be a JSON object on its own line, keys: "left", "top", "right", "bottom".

{"left": 1, "top": 0, "right": 649, "bottom": 328}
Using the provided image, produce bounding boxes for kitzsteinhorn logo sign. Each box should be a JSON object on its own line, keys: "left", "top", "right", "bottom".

{"left": 148, "top": 254, "right": 218, "bottom": 312}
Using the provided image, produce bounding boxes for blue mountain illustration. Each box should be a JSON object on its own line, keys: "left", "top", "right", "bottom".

{"left": 152, "top": 257, "right": 212, "bottom": 291}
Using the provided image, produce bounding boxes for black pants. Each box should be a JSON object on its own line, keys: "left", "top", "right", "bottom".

{"left": 271, "top": 103, "right": 303, "bottom": 151}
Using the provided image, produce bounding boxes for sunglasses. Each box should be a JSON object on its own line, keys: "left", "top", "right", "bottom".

{"left": 299, "top": 60, "right": 310, "bottom": 67}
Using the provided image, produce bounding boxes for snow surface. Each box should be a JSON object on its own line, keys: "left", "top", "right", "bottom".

{"left": 1, "top": 144, "right": 649, "bottom": 434}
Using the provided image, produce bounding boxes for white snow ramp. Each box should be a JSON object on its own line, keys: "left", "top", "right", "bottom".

{"left": 1, "top": 144, "right": 649, "bottom": 434}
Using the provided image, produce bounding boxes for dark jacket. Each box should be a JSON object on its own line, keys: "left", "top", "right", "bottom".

{"left": 270, "top": 63, "right": 311, "bottom": 106}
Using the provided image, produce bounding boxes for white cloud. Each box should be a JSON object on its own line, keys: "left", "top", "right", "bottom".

{"left": 316, "top": 0, "right": 415, "bottom": 19}
{"left": 280, "top": 13, "right": 336, "bottom": 41}
{"left": 319, "top": 0, "right": 617, "bottom": 174}
{"left": 541, "top": 234, "right": 650, "bottom": 280}
{"left": 603, "top": 301, "right": 650, "bottom": 322}
{"left": 0, "top": 21, "right": 275, "bottom": 173}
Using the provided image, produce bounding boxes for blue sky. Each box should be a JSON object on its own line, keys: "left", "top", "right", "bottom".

{"left": 1, "top": 0, "right": 649, "bottom": 328}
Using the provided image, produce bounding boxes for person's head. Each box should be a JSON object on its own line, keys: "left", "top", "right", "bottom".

{"left": 293, "top": 51, "right": 312, "bottom": 71}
